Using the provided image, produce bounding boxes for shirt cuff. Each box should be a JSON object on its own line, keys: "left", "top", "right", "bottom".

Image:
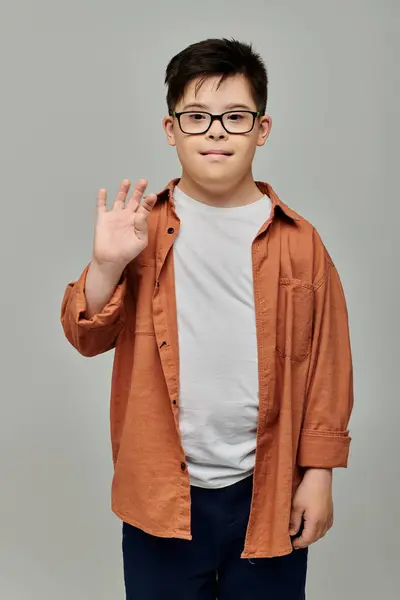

{"left": 73, "top": 264, "right": 127, "bottom": 328}
{"left": 297, "top": 429, "right": 351, "bottom": 468}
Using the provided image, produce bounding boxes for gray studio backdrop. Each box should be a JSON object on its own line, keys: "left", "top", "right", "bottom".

{"left": 0, "top": 1, "right": 398, "bottom": 599}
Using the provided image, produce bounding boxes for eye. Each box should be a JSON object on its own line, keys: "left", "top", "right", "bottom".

{"left": 188, "top": 112, "right": 207, "bottom": 121}
{"left": 227, "top": 112, "right": 244, "bottom": 121}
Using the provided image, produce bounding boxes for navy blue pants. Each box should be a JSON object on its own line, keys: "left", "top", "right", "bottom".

{"left": 122, "top": 473, "right": 308, "bottom": 599}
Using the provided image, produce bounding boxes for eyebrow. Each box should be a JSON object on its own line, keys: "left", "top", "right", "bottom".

{"left": 181, "top": 102, "right": 253, "bottom": 111}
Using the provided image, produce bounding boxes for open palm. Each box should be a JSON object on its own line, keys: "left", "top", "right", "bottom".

{"left": 93, "top": 178, "right": 158, "bottom": 268}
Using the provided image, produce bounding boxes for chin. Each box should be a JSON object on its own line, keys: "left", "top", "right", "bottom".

{"left": 193, "top": 162, "right": 235, "bottom": 178}
{"left": 196, "top": 169, "right": 232, "bottom": 183}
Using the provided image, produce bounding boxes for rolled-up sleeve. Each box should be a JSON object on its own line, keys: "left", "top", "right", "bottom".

{"left": 61, "top": 264, "right": 127, "bottom": 357}
{"left": 298, "top": 254, "right": 354, "bottom": 468}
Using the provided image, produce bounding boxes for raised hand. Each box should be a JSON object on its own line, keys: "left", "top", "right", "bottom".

{"left": 92, "top": 178, "right": 157, "bottom": 270}
{"left": 83, "top": 179, "right": 157, "bottom": 319}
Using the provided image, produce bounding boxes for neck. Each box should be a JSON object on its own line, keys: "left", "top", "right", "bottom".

{"left": 176, "top": 171, "right": 264, "bottom": 208}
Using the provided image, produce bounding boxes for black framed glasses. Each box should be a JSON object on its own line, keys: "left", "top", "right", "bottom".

{"left": 169, "top": 109, "right": 264, "bottom": 135}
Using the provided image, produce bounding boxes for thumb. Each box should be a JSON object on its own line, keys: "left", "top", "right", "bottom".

{"left": 289, "top": 506, "right": 304, "bottom": 536}
{"left": 134, "top": 194, "right": 158, "bottom": 238}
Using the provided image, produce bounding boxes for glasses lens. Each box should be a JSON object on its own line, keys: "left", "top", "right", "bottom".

{"left": 222, "top": 111, "right": 254, "bottom": 133}
{"left": 180, "top": 112, "right": 211, "bottom": 133}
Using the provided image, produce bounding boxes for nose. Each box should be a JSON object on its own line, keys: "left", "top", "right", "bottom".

{"left": 206, "top": 118, "right": 228, "bottom": 139}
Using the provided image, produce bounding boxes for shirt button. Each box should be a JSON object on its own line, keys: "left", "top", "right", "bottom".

{"left": 168, "top": 227, "right": 175, "bottom": 234}
{"left": 180, "top": 462, "right": 186, "bottom": 471}
{"left": 173, "top": 400, "right": 177, "bottom": 405}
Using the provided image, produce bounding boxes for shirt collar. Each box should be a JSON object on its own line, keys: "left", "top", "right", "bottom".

{"left": 157, "top": 178, "right": 300, "bottom": 222}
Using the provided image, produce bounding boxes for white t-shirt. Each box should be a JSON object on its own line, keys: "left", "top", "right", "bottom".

{"left": 172, "top": 185, "right": 272, "bottom": 488}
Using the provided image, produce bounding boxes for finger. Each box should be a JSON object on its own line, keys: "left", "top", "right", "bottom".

{"left": 136, "top": 193, "right": 158, "bottom": 220}
{"left": 322, "top": 518, "right": 333, "bottom": 537}
{"left": 133, "top": 193, "right": 158, "bottom": 238}
{"left": 113, "top": 179, "right": 132, "bottom": 211}
{"left": 289, "top": 508, "right": 304, "bottom": 536}
{"left": 292, "top": 532, "right": 314, "bottom": 549}
{"left": 316, "top": 519, "right": 328, "bottom": 538}
{"left": 292, "top": 520, "right": 317, "bottom": 549}
{"left": 97, "top": 188, "right": 107, "bottom": 214}
{"left": 126, "top": 178, "right": 149, "bottom": 212}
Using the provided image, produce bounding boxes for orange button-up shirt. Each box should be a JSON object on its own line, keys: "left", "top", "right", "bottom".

{"left": 61, "top": 178, "right": 353, "bottom": 559}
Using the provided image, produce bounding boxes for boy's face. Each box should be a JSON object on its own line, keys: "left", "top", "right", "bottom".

{"left": 163, "top": 74, "right": 271, "bottom": 187}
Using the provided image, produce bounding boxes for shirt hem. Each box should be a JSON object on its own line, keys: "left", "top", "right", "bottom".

{"left": 240, "top": 543, "right": 294, "bottom": 559}
{"left": 112, "top": 506, "right": 192, "bottom": 541}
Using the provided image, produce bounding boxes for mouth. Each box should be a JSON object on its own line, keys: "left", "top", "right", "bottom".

{"left": 200, "top": 151, "right": 233, "bottom": 157}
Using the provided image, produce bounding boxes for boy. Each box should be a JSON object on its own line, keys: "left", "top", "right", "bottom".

{"left": 61, "top": 38, "right": 353, "bottom": 600}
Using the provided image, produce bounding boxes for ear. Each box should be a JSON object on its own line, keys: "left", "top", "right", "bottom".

{"left": 162, "top": 115, "right": 176, "bottom": 148}
{"left": 256, "top": 114, "right": 272, "bottom": 147}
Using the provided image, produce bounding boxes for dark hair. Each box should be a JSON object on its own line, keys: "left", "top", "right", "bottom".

{"left": 165, "top": 37, "right": 268, "bottom": 114}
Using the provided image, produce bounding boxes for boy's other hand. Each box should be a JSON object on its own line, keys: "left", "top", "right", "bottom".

{"left": 289, "top": 468, "right": 334, "bottom": 550}
{"left": 92, "top": 178, "right": 157, "bottom": 272}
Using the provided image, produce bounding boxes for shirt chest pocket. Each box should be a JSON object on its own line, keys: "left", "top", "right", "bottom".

{"left": 276, "top": 279, "right": 314, "bottom": 362}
